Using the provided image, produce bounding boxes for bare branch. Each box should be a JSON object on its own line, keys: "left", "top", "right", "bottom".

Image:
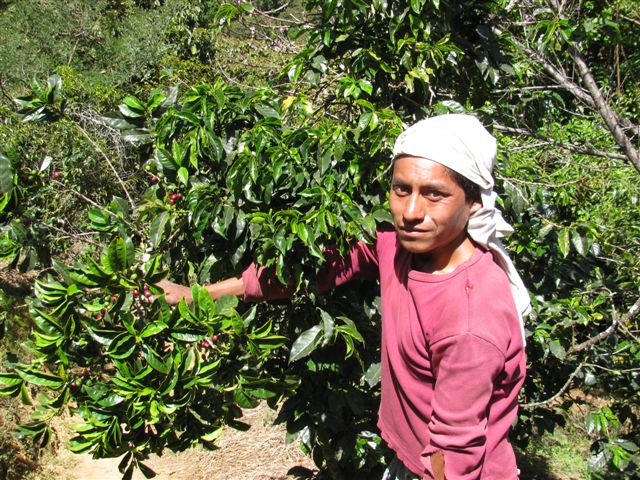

{"left": 621, "top": 14, "right": 640, "bottom": 26}
{"left": 254, "top": 1, "right": 290, "bottom": 15}
{"left": 522, "top": 361, "right": 585, "bottom": 409}
{"left": 494, "top": 124, "right": 628, "bottom": 161}
{"left": 52, "top": 179, "right": 137, "bottom": 232}
{"left": 583, "top": 363, "right": 640, "bottom": 374}
{"left": 497, "top": 17, "right": 640, "bottom": 170}
{"left": 513, "top": 39, "right": 596, "bottom": 108}
{"left": 566, "top": 296, "right": 640, "bottom": 355}
{"left": 74, "top": 124, "right": 135, "bottom": 206}
{"left": 46, "top": 224, "right": 102, "bottom": 248}
{"left": 565, "top": 43, "right": 640, "bottom": 174}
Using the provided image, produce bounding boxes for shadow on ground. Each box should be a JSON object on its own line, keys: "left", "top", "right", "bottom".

{"left": 517, "top": 450, "right": 559, "bottom": 480}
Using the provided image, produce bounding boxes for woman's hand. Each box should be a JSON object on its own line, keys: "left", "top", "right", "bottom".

{"left": 157, "top": 279, "right": 193, "bottom": 305}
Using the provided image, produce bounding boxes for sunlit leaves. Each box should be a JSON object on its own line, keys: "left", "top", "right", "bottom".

{"left": 14, "top": 74, "right": 66, "bottom": 122}
{"left": 3, "top": 270, "right": 293, "bottom": 464}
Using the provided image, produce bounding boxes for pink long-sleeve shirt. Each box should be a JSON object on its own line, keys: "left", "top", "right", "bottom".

{"left": 242, "top": 226, "right": 526, "bottom": 479}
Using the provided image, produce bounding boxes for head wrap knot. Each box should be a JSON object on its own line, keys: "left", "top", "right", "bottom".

{"left": 392, "top": 114, "right": 531, "bottom": 331}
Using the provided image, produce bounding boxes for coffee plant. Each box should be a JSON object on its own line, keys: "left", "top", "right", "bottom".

{"left": 1, "top": 77, "right": 405, "bottom": 478}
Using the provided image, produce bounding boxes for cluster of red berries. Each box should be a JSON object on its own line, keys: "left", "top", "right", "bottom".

{"left": 96, "top": 294, "right": 120, "bottom": 321}
{"left": 200, "top": 335, "right": 220, "bottom": 349}
{"left": 132, "top": 284, "right": 153, "bottom": 300}
{"left": 168, "top": 192, "right": 182, "bottom": 205}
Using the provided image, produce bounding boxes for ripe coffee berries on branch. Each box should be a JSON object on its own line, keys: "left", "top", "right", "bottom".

{"left": 52, "top": 172, "right": 61, "bottom": 180}
{"left": 132, "top": 289, "right": 140, "bottom": 298}
{"left": 168, "top": 192, "right": 182, "bottom": 206}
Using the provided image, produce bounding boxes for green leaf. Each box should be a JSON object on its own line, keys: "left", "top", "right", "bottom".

{"left": 177, "top": 167, "right": 189, "bottom": 186}
{"left": 557, "top": 228, "right": 570, "bottom": 258}
{"left": 150, "top": 212, "right": 171, "bottom": 248}
{"left": 234, "top": 386, "right": 259, "bottom": 408}
{"left": 119, "top": 104, "right": 144, "bottom": 119}
{"left": 138, "top": 461, "right": 157, "bottom": 479}
{"left": 215, "top": 295, "right": 238, "bottom": 317}
{"left": 255, "top": 103, "right": 280, "bottom": 119}
{"left": 363, "top": 362, "right": 381, "bottom": 388}
{"left": 240, "top": 2, "right": 254, "bottom": 12}
{"left": 105, "top": 237, "right": 130, "bottom": 273}
{"left": 101, "top": 115, "right": 136, "bottom": 130}
{"left": 142, "top": 347, "right": 170, "bottom": 374}
{"left": 548, "top": 340, "right": 566, "bottom": 360}
{"left": 571, "top": 230, "right": 586, "bottom": 256}
{"left": 16, "top": 369, "right": 64, "bottom": 389}
{"left": 121, "top": 130, "right": 151, "bottom": 144}
{"left": 69, "top": 436, "right": 95, "bottom": 454}
{"left": 289, "top": 325, "right": 322, "bottom": 363}
{"left": 140, "top": 321, "right": 168, "bottom": 338}
{"left": 200, "top": 426, "right": 224, "bottom": 442}
{"left": 170, "top": 331, "right": 201, "bottom": 342}
{"left": 0, "top": 372, "right": 23, "bottom": 388}
{"left": 319, "top": 149, "right": 332, "bottom": 175}
{"left": 97, "top": 392, "right": 125, "bottom": 407}
{"left": 337, "top": 317, "right": 363, "bottom": 340}
{"left": 319, "top": 309, "right": 334, "bottom": 346}
{"left": 193, "top": 285, "right": 215, "bottom": 319}
{"left": 0, "top": 149, "right": 15, "bottom": 195}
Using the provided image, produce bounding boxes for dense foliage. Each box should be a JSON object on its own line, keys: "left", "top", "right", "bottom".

{"left": 0, "top": 0, "right": 638, "bottom": 478}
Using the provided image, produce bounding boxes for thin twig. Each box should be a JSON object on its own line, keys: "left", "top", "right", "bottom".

{"left": 495, "top": 124, "right": 629, "bottom": 161}
{"left": 523, "top": 361, "right": 585, "bottom": 409}
{"left": 493, "top": 85, "right": 565, "bottom": 93}
{"left": 583, "top": 363, "right": 640, "bottom": 374}
{"left": 255, "top": 2, "right": 290, "bottom": 15}
{"left": 566, "top": 296, "right": 640, "bottom": 355}
{"left": 621, "top": 14, "right": 640, "bottom": 26}
{"left": 74, "top": 124, "right": 135, "bottom": 206}
{"left": 46, "top": 224, "right": 102, "bottom": 248}
{"left": 52, "top": 179, "right": 137, "bottom": 232}
{"left": 373, "top": 163, "right": 393, "bottom": 184}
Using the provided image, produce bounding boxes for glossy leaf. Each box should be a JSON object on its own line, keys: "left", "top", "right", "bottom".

{"left": 289, "top": 325, "right": 323, "bottom": 363}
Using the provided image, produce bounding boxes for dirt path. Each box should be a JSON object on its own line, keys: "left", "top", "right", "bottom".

{"left": 31, "top": 404, "right": 316, "bottom": 480}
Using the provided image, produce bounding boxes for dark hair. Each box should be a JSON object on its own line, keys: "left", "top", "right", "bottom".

{"left": 447, "top": 168, "right": 481, "bottom": 204}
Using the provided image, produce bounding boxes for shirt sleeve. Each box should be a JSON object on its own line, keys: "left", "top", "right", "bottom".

{"left": 420, "top": 333, "right": 505, "bottom": 480}
{"left": 242, "top": 235, "right": 380, "bottom": 303}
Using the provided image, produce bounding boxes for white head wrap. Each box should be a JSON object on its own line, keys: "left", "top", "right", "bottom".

{"left": 392, "top": 114, "right": 531, "bottom": 330}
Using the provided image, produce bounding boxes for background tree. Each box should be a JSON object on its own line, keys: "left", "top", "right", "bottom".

{"left": 0, "top": 0, "right": 638, "bottom": 478}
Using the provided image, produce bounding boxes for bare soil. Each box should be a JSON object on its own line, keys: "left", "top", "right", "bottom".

{"left": 30, "top": 403, "right": 317, "bottom": 480}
